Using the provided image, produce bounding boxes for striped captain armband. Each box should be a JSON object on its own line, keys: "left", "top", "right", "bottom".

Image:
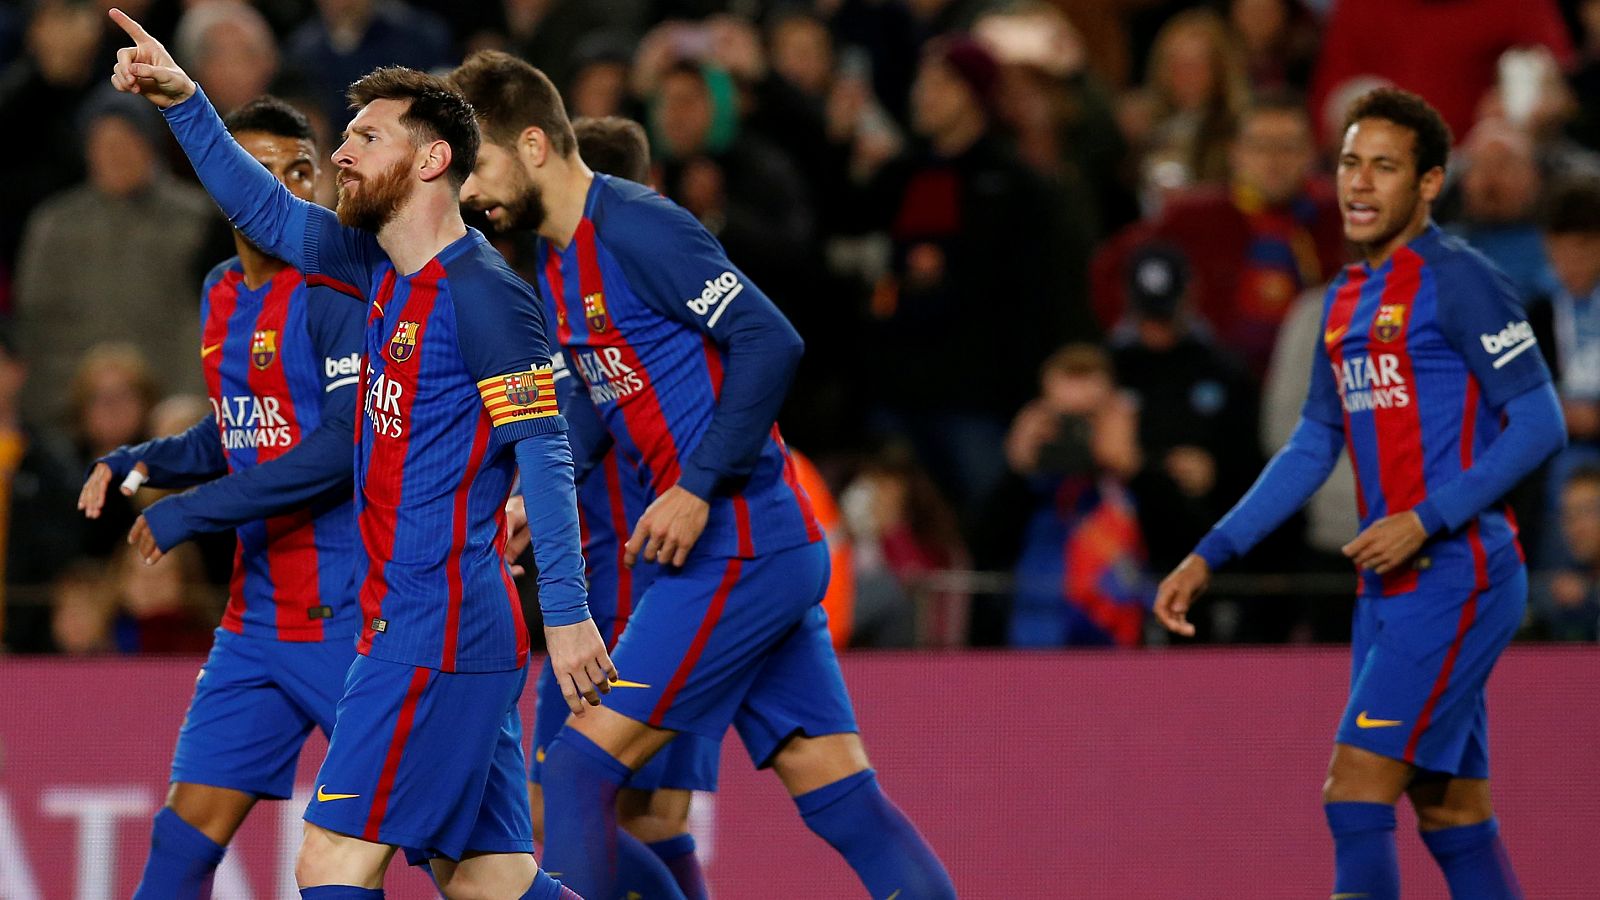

{"left": 477, "top": 367, "right": 559, "bottom": 427}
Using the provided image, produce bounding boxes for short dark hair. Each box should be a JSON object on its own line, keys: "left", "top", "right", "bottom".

{"left": 448, "top": 50, "right": 577, "bottom": 158}
{"left": 224, "top": 95, "right": 315, "bottom": 144}
{"left": 347, "top": 67, "right": 479, "bottom": 187}
{"left": 1542, "top": 175, "right": 1600, "bottom": 235}
{"left": 573, "top": 116, "right": 651, "bottom": 183}
{"left": 1343, "top": 87, "right": 1453, "bottom": 176}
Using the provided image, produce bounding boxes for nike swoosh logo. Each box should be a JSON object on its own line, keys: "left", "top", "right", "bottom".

{"left": 1356, "top": 711, "right": 1403, "bottom": 729}
{"left": 1324, "top": 326, "right": 1348, "bottom": 344}
{"left": 316, "top": 785, "right": 360, "bottom": 802}
{"left": 611, "top": 679, "right": 651, "bottom": 688}
{"left": 536, "top": 747, "right": 547, "bottom": 764}
{"left": 201, "top": 343, "right": 223, "bottom": 358}
{"left": 885, "top": 891, "right": 902, "bottom": 900}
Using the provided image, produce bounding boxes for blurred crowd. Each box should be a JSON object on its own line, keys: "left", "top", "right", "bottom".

{"left": 2, "top": 0, "right": 1600, "bottom": 654}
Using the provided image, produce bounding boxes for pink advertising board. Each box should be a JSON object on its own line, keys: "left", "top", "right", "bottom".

{"left": 0, "top": 648, "right": 1595, "bottom": 898}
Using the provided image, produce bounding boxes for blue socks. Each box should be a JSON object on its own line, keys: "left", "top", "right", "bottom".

{"left": 538, "top": 729, "right": 633, "bottom": 900}
{"left": 132, "top": 807, "right": 226, "bottom": 900}
{"left": 650, "top": 834, "right": 710, "bottom": 900}
{"left": 521, "top": 868, "right": 580, "bottom": 900}
{"left": 299, "top": 888, "right": 383, "bottom": 899}
{"left": 794, "top": 769, "right": 955, "bottom": 900}
{"left": 1326, "top": 802, "right": 1400, "bottom": 900}
{"left": 1421, "top": 818, "right": 1522, "bottom": 899}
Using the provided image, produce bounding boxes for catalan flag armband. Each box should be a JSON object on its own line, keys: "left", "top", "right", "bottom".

{"left": 477, "top": 367, "right": 559, "bottom": 427}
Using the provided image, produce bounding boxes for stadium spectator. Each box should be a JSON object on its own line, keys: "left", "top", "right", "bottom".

{"left": 0, "top": 325, "right": 85, "bottom": 654}
{"left": 565, "top": 32, "right": 640, "bottom": 120}
{"left": 173, "top": 0, "right": 279, "bottom": 115}
{"left": 108, "top": 542, "right": 215, "bottom": 655}
{"left": 66, "top": 344, "right": 158, "bottom": 562}
{"left": 0, "top": 0, "right": 102, "bottom": 309}
{"left": 505, "top": 0, "right": 639, "bottom": 99}
{"left": 1226, "top": 0, "right": 1317, "bottom": 93}
{"left": 14, "top": 89, "right": 211, "bottom": 424}
{"left": 1138, "top": 8, "right": 1249, "bottom": 194}
{"left": 1110, "top": 243, "right": 1259, "bottom": 576}
{"left": 48, "top": 561, "right": 114, "bottom": 655}
{"left": 1570, "top": 0, "right": 1600, "bottom": 152}
{"left": 988, "top": 344, "right": 1146, "bottom": 648}
{"left": 282, "top": 0, "right": 452, "bottom": 129}
{"left": 1309, "top": 0, "right": 1573, "bottom": 143}
{"left": 1442, "top": 119, "right": 1559, "bottom": 304}
{"left": 840, "top": 449, "right": 969, "bottom": 648}
{"left": 1529, "top": 466, "right": 1600, "bottom": 641}
{"left": 862, "top": 35, "right": 1072, "bottom": 513}
{"left": 1095, "top": 89, "right": 1345, "bottom": 379}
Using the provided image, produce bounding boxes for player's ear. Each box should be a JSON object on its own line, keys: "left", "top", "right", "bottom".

{"left": 1418, "top": 165, "right": 1446, "bottom": 204}
{"left": 519, "top": 125, "right": 550, "bottom": 168}
{"left": 418, "top": 138, "right": 453, "bottom": 183}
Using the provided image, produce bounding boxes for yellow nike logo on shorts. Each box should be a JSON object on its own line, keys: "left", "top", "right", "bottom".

{"left": 316, "top": 785, "right": 360, "bottom": 802}
{"left": 1355, "top": 711, "right": 1403, "bottom": 729}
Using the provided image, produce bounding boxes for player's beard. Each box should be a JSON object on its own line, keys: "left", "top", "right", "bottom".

{"left": 336, "top": 157, "right": 412, "bottom": 232}
{"left": 484, "top": 162, "right": 548, "bottom": 234}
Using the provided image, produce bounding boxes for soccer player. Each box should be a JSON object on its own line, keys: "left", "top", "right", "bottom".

{"left": 510, "top": 114, "right": 719, "bottom": 900}
{"left": 109, "top": 10, "right": 608, "bottom": 899}
{"left": 74, "top": 95, "right": 363, "bottom": 900}
{"left": 1155, "top": 88, "right": 1565, "bottom": 900}
{"left": 451, "top": 51, "right": 955, "bottom": 900}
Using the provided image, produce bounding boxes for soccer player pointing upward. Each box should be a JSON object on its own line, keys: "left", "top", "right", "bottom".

{"left": 1157, "top": 88, "right": 1564, "bottom": 900}
{"left": 110, "top": 9, "right": 601, "bottom": 899}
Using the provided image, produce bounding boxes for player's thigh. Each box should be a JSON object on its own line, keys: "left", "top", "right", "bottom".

{"left": 297, "top": 820, "right": 396, "bottom": 889}
{"left": 271, "top": 634, "right": 361, "bottom": 737}
{"left": 172, "top": 630, "right": 317, "bottom": 800}
{"left": 732, "top": 602, "right": 861, "bottom": 775}
{"left": 434, "top": 848, "right": 538, "bottom": 899}
{"left": 1406, "top": 772, "right": 1494, "bottom": 831}
{"left": 306, "top": 657, "right": 529, "bottom": 861}
{"left": 1323, "top": 742, "right": 1414, "bottom": 804}
{"left": 601, "top": 542, "right": 829, "bottom": 745}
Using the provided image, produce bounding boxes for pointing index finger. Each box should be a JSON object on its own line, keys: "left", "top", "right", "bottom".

{"left": 108, "top": 8, "right": 156, "bottom": 46}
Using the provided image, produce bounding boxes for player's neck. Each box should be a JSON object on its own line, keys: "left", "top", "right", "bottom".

{"left": 377, "top": 189, "right": 469, "bottom": 277}
{"left": 1361, "top": 209, "right": 1433, "bottom": 269}
{"left": 538, "top": 159, "right": 595, "bottom": 251}
{"left": 235, "top": 232, "right": 288, "bottom": 291}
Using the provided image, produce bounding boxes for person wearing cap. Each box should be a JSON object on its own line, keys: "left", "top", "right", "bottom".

{"left": 862, "top": 34, "right": 1077, "bottom": 518}
{"left": 1110, "top": 241, "right": 1262, "bottom": 630}
{"left": 14, "top": 85, "right": 213, "bottom": 425}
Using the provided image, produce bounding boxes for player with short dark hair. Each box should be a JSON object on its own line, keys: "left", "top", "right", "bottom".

{"left": 452, "top": 49, "right": 955, "bottom": 900}
{"left": 76, "top": 93, "right": 363, "bottom": 900}
{"left": 1156, "top": 87, "right": 1565, "bottom": 900}
{"left": 109, "top": 10, "right": 604, "bottom": 898}
{"left": 571, "top": 116, "right": 651, "bottom": 184}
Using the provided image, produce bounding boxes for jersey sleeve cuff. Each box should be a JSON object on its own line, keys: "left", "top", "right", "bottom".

{"left": 1411, "top": 499, "right": 1447, "bottom": 536}
{"left": 540, "top": 605, "right": 593, "bottom": 628}
{"left": 1193, "top": 530, "right": 1237, "bottom": 571}
{"left": 677, "top": 464, "right": 720, "bottom": 501}
{"left": 142, "top": 497, "right": 194, "bottom": 553}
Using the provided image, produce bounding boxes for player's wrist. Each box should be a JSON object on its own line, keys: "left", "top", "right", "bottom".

{"left": 676, "top": 465, "right": 719, "bottom": 501}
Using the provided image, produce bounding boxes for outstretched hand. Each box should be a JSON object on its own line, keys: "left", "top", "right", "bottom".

{"left": 107, "top": 8, "right": 195, "bottom": 108}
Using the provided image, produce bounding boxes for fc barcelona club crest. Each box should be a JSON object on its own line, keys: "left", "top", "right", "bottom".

{"left": 583, "top": 292, "right": 609, "bottom": 332}
{"left": 251, "top": 330, "right": 277, "bottom": 369}
{"left": 389, "top": 321, "right": 420, "bottom": 362}
{"left": 1374, "top": 303, "right": 1406, "bottom": 342}
{"left": 504, "top": 373, "right": 540, "bottom": 407}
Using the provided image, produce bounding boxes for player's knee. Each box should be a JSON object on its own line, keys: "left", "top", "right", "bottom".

{"left": 295, "top": 823, "right": 383, "bottom": 889}
{"left": 1413, "top": 794, "right": 1494, "bottom": 832}
{"left": 772, "top": 732, "right": 871, "bottom": 795}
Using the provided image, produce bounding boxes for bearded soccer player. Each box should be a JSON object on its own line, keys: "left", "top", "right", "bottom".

{"left": 504, "top": 114, "right": 720, "bottom": 900}
{"left": 75, "top": 95, "right": 363, "bottom": 900}
{"left": 1156, "top": 88, "right": 1563, "bottom": 900}
{"left": 452, "top": 51, "right": 955, "bottom": 900}
{"left": 109, "top": 10, "right": 607, "bottom": 899}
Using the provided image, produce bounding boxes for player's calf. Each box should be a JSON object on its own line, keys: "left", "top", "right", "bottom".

{"left": 131, "top": 805, "right": 230, "bottom": 900}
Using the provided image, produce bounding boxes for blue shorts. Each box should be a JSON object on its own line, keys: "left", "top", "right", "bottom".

{"left": 170, "top": 628, "right": 354, "bottom": 799}
{"left": 1336, "top": 568, "right": 1526, "bottom": 778}
{"left": 304, "top": 655, "right": 532, "bottom": 861}
{"left": 604, "top": 541, "right": 858, "bottom": 768}
{"left": 529, "top": 653, "right": 721, "bottom": 792}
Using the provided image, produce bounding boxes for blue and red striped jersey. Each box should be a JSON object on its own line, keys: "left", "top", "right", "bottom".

{"left": 161, "top": 87, "right": 585, "bottom": 674}
{"left": 198, "top": 261, "right": 363, "bottom": 640}
{"left": 534, "top": 175, "right": 821, "bottom": 561}
{"left": 1308, "top": 225, "right": 1553, "bottom": 596}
